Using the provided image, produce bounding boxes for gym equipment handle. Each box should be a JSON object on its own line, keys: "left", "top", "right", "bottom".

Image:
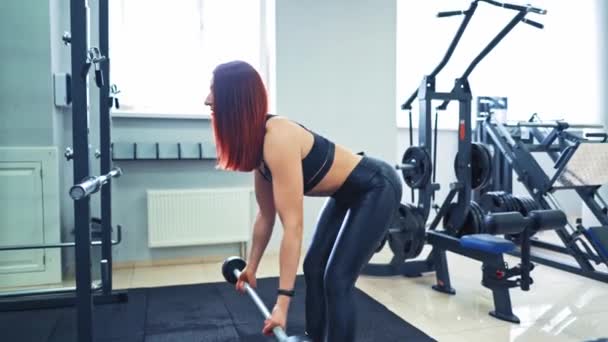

{"left": 484, "top": 212, "right": 526, "bottom": 235}
{"left": 232, "top": 268, "right": 290, "bottom": 342}
{"left": 528, "top": 210, "right": 567, "bottom": 232}
{"left": 585, "top": 132, "right": 608, "bottom": 142}
{"left": 70, "top": 167, "right": 122, "bottom": 200}
{"left": 480, "top": 0, "right": 546, "bottom": 15}
{"left": 521, "top": 18, "right": 543, "bottom": 29}
{"left": 437, "top": 10, "right": 466, "bottom": 18}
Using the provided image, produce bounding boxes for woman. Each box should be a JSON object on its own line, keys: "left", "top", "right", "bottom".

{"left": 205, "top": 60, "right": 402, "bottom": 342}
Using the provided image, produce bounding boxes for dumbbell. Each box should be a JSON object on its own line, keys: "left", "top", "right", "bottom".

{"left": 221, "top": 257, "right": 311, "bottom": 342}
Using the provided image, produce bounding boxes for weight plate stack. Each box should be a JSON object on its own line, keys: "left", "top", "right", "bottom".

{"left": 479, "top": 191, "right": 507, "bottom": 213}
{"left": 469, "top": 201, "right": 486, "bottom": 234}
{"left": 442, "top": 202, "right": 485, "bottom": 237}
{"left": 515, "top": 196, "right": 540, "bottom": 215}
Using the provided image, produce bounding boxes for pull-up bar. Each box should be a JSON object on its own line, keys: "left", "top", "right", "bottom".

{"left": 401, "top": 0, "right": 546, "bottom": 110}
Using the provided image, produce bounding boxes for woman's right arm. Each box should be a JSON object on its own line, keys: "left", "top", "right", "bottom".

{"left": 246, "top": 169, "right": 277, "bottom": 274}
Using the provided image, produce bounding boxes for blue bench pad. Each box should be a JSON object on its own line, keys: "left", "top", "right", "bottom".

{"left": 460, "top": 234, "right": 516, "bottom": 254}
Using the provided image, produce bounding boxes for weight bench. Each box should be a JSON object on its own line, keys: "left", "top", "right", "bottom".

{"left": 427, "top": 210, "right": 565, "bottom": 324}
{"left": 428, "top": 231, "right": 523, "bottom": 323}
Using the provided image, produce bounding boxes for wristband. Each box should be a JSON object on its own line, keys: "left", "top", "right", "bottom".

{"left": 277, "top": 288, "right": 295, "bottom": 297}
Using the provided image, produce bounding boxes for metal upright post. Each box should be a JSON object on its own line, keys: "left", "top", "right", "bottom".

{"left": 70, "top": 0, "right": 94, "bottom": 340}
{"left": 98, "top": 0, "right": 113, "bottom": 296}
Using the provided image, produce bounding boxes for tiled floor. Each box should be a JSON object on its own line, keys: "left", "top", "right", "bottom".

{"left": 103, "top": 246, "right": 608, "bottom": 342}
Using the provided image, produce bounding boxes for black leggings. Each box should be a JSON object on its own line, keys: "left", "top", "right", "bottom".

{"left": 303, "top": 156, "right": 403, "bottom": 342}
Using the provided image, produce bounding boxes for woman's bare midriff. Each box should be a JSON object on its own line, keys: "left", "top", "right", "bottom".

{"left": 267, "top": 116, "right": 363, "bottom": 197}
{"left": 305, "top": 144, "right": 362, "bottom": 197}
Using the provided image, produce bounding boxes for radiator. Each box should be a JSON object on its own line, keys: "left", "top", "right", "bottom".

{"left": 147, "top": 188, "right": 252, "bottom": 248}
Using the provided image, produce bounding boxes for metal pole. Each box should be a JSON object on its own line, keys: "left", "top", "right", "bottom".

{"left": 98, "top": 0, "right": 113, "bottom": 297}
{"left": 70, "top": 0, "right": 93, "bottom": 340}
{"left": 232, "top": 269, "right": 289, "bottom": 341}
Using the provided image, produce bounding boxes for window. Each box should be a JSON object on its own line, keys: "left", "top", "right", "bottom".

{"left": 109, "top": 0, "right": 275, "bottom": 118}
{"left": 396, "top": 0, "right": 603, "bottom": 129}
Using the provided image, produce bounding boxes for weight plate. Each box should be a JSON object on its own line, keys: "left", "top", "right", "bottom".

{"left": 401, "top": 147, "right": 432, "bottom": 189}
{"left": 470, "top": 201, "right": 486, "bottom": 234}
{"left": 479, "top": 192, "right": 504, "bottom": 213}
{"left": 460, "top": 201, "right": 483, "bottom": 237}
{"left": 409, "top": 206, "right": 427, "bottom": 259}
{"left": 454, "top": 143, "right": 493, "bottom": 190}
{"left": 402, "top": 204, "right": 421, "bottom": 260}
{"left": 388, "top": 204, "right": 417, "bottom": 260}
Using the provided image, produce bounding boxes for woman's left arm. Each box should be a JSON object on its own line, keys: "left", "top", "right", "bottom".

{"left": 263, "top": 125, "right": 305, "bottom": 318}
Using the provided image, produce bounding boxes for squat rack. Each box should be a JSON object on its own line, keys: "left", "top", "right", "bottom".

{"left": 0, "top": 1, "right": 127, "bottom": 341}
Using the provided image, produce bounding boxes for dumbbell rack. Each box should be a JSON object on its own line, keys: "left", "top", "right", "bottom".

{"left": 475, "top": 105, "right": 608, "bottom": 283}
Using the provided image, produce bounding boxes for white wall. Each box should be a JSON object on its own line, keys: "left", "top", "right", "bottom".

{"left": 274, "top": 0, "right": 397, "bottom": 248}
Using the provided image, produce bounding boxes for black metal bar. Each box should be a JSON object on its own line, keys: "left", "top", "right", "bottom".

{"left": 539, "top": 129, "right": 560, "bottom": 148}
{"left": 0, "top": 225, "right": 122, "bottom": 251}
{"left": 417, "top": 76, "right": 436, "bottom": 219}
{"left": 70, "top": 0, "right": 93, "bottom": 339}
{"left": 548, "top": 144, "right": 579, "bottom": 188}
{"left": 454, "top": 79, "right": 472, "bottom": 225}
{"left": 505, "top": 122, "right": 604, "bottom": 129}
{"left": 177, "top": 143, "right": 182, "bottom": 159}
{"left": 0, "top": 282, "right": 102, "bottom": 299}
{"left": 480, "top": 0, "right": 546, "bottom": 14}
{"left": 408, "top": 110, "right": 414, "bottom": 202}
{"left": 520, "top": 227, "right": 531, "bottom": 290}
{"left": 100, "top": 0, "right": 112, "bottom": 293}
{"left": 508, "top": 250, "right": 608, "bottom": 283}
{"left": 521, "top": 144, "right": 565, "bottom": 153}
{"left": 198, "top": 142, "right": 203, "bottom": 159}
{"left": 362, "top": 257, "right": 434, "bottom": 277}
{"left": 437, "top": 11, "right": 528, "bottom": 110}
{"left": 133, "top": 142, "right": 138, "bottom": 159}
{"left": 432, "top": 111, "right": 438, "bottom": 190}
{"left": 462, "top": 11, "right": 526, "bottom": 80}
{"left": 431, "top": 248, "right": 456, "bottom": 294}
{"left": 155, "top": 142, "right": 160, "bottom": 159}
{"left": 401, "top": 1, "right": 479, "bottom": 110}
{"left": 429, "top": 188, "right": 459, "bottom": 231}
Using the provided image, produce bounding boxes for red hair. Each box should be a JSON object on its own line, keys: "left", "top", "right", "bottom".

{"left": 210, "top": 61, "right": 268, "bottom": 171}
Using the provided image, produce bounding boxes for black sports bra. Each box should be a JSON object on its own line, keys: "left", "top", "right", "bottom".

{"left": 259, "top": 115, "right": 335, "bottom": 193}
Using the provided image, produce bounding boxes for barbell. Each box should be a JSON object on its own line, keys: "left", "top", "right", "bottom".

{"left": 221, "top": 257, "right": 311, "bottom": 342}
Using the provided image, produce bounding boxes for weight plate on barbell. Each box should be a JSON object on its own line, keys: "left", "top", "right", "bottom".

{"left": 453, "top": 143, "right": 493, "bottom": 190}
{"left": 401, "top": 146, "right": 432, "bottom": 189}
{"left": 387, "top": 204, "right": 427, "bottom": 260}
{"left": 409, "top": 206, "right": 427, "bottom": 259}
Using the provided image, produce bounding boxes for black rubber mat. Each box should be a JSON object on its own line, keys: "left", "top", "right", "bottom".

{"left": 0, "top": 276, "right": 435, "bottom": 341}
